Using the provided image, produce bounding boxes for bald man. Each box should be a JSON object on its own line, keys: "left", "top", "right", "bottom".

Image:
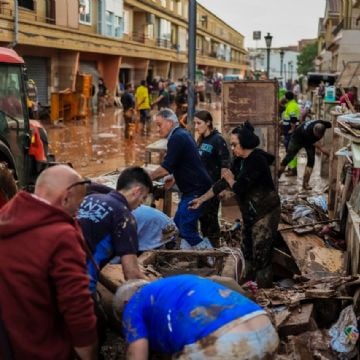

{"left": 278, "top": 120, "right": 331, "bottom": 190}
{"left": 0, "top": 165, "right": 98, "bottom": 360}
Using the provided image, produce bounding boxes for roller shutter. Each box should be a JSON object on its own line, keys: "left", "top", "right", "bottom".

{"left": 23, "top": 56, "right": 49, "bottom": 106}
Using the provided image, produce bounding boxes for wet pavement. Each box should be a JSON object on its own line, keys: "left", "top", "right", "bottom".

{"left": 45, "top": 107, "right": 159, "bottom": 177}
{"left": 44, "top": 103, "right": 326, "bottom": 198}
{"left": 45, "top": 104, "right": 222, "bottom": 177}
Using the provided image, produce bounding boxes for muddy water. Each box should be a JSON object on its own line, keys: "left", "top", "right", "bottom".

{"left": 45, "top": 108, "right": 160, "bottom": 177}
{"left": 45, "top": 104, "right": 222, "bottom": 178}
{"left": 44, "top": 104, "right": 326, "bottom": 198}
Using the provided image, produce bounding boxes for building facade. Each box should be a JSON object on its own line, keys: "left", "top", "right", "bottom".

{"left": 317, "top": 0, "right": 360, "bottom": 76}
{"left": 248, "top": 47, "right": 299, "bottom": 84}
{"left": 0, "top": 0, "right": 248, "bottom": 105}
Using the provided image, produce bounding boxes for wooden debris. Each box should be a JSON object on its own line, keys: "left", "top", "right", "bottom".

{"left": 280, "top": 230, "right": 326, "bottom": 273}
{"left": 138, "top": 251, "right": 158, "bottom": 266}
{"left": 147, "top": 249, "right": 228, "bottom": 257}
{"left": 302, "top": 247, "right": 345, "bottom": 278}
{"left": 99, "top": 264, "right": 159, "bottom": 293}
{"left": 272, "top": 248, "right": 300, "bottom": 275}
{"left": 274, "top": 308, "right": 292, "bottom": 328}
{"left": 278, "top": 304, "right": 315, "bottom": 337}
{"left": 282, "top": 331, "right": 336, "bottom": 359}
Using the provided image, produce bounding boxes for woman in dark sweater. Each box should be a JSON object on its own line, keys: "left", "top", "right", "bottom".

{"left": 194, "top": 110, "right": 230, "bottom": 247}
{"left": 190, "top": 122, "right": 280, "bottom": 288}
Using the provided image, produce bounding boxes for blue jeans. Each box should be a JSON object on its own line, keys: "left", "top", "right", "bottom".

{"left": 174, "top": 195, "right": 204, "bottom": 246}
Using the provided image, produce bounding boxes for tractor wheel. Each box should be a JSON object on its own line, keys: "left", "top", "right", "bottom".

{"left": 0, "top": 162, "right": 17, "bottom": 209}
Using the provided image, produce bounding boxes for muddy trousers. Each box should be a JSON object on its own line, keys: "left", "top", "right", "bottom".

{"left": 283, "top": 124, "right": 297, "bottom": 170}
{"left": 199, "top": 197, "right": 220, "bottom": 247}
{"left": 242, "top": 207, "right": 281, "bottom": 288}
{"left": 173, "top": 315, "right": 279, "bottom": 360}
{"left": 281, "top": 137, "right": 316, "bottom": 169}
{"left": 123, "top": 114, "right": 134, "bottom": 139}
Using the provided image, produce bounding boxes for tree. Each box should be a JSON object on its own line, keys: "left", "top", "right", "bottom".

{"left": 297, "top": 43, "right": 318, "bottom": 76}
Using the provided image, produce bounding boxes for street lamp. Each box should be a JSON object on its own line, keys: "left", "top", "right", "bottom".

{"left": 280, "top": 49, "right": 284, "bottom": 77}
{"left": 288, "top": 60, "right": 293, "bottom": 81}
{"left": 264, "top": 32, "right": 273, "bottom": 79}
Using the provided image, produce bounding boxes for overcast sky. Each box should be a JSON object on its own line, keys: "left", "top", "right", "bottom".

{"left": 197, "top": 0, "right": 326, "bottom": 49}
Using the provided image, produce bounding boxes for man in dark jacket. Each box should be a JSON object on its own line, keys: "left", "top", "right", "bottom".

{"left": 150, "top": 108, "right": 213, "bottom": 250}
{"left": 0, "top": 165, "right": 97, "bottom": 360}
{"left": 279, "top": 120, "right": 331, "bottom": 190}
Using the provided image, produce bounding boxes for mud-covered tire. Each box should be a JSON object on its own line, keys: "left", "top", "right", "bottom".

{"left": 0, "top": 162, "right": 17, "bottom": 208}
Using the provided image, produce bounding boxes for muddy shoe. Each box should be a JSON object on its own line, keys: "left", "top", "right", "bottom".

{"left": 285, "top": 168, "right": 297, "bottom": 177}
{"left": 302, "top": 184, "right": 313, "bottom": 191}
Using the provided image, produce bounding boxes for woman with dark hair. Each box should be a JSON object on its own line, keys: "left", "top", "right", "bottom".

{"left": 194, "top": 110, "right": 230, "bottom": 247}
{"left": 190, "top": 122, "right": 280, "bottom": 288}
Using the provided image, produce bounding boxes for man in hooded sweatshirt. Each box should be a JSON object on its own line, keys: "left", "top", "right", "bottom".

{"left": 0, "top": 165, "right": 97, "bottom": 360}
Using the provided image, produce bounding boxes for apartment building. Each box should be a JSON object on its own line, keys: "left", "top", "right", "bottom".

{"left": 0, "top": 0, "right": 248, "bottom": 105}
{"left": 317, "top": 0, "right": 360, "bottom": 75}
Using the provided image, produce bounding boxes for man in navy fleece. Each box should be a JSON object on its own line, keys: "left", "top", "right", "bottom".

{"left": 149, "top": 108, "right": 213, "bottom": 249}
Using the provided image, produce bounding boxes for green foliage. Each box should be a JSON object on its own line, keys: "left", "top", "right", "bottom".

{"left": 297, "top": 43, "right": 318, "bottom": 76}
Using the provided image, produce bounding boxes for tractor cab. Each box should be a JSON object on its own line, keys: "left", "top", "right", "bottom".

{"left": 0, "top": 47, "right": 51, "bottom": 207}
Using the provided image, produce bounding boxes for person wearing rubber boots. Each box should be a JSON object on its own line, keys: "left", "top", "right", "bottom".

{"left": 281, "top": 91, "right": 300, "bottom": 176}
{"left": 278, "top": 120, "right": 331, "bottom": 190}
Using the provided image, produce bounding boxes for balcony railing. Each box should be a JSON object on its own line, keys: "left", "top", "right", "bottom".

{"left": 333, "top": 17, "right": 360, "bottom": 36}
{"left": 0, "top": 6, "right": 58, "bottom": 25}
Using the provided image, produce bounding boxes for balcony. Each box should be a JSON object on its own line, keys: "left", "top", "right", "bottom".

{"left": 332, "top": 17, "right": 360, "bottom": 36}
{"left": 0, "top": 6, "right": 55, "bottom": 24}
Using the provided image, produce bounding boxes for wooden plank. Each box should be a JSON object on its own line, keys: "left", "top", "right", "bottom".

{"left": 138, "top": 251, "right": 158, "bottom": 266}
{"left": 221, "top": 253, "right": 242, "bottom": 280}
{"left": 278, "top": 303, "right": 315, "bottom": 337}
{"left": 272, "top": 247, "right": 300, "bottom": 275}
{"left": 149, "top": 249, "right": 228, "bottom": 257}
{"left": 328, "top": 114, "right": 342, "bottom": 218}
{"left": 345, "top": 202, "right": 360, "bottom": 275}
{"left": 273, "top": 309, "right": 291, "bottom": 328}
{"left": 280, "top": 229, "right": 325, "bottom": 272}
{"left": 302, "top": 247, "right": 345, "bottom": 278}
{"left": 99, "top": 264, "right": 126, "bottom": 293}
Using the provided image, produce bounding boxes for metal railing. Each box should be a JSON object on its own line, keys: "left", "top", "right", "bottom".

{"left": 332, "top": 17, "right": 360, "bottom": 36}
{"left": 0, "top": 6, "right": 58, "bottom": 25}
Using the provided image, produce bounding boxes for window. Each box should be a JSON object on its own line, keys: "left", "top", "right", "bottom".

{"left": 0, "top": 65, "right": 25, "bottom": 126}
{"left": 169, "top": 0, "right": 174, "bottom": 11}
{"left": 146, "top": 24, "right": 154, "bottom": 39}
{"left": 105, "top": 11, "right": 114, "bottom": 37}
{"left": 177, "top": 0, "right": 182, "bottom": 15}
{"left": 79, "top": 0, "right": 91, "bottom": 24}
{"left": 123, "top": 10, "right": 129, "bottom": 34}
{"left": 115, "top": 16, "right": 122, "bottom": 38}
{"left": 18, "top": 0, "right": 34, "bottom": 10}
{"left": 160, "top": 0, "right": 166, "bottom": 7}
{"left": 158, "top": 18, "right": 171, "bottom": 48}
{"left": 183, "top": 2, "right": 188, "bottom": 19}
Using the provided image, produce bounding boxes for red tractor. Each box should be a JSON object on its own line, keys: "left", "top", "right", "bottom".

{"left": 0, "top": 47, "right": 53, "bottom": 208}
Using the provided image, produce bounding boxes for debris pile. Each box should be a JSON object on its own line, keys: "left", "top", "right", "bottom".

{"left": 256, "top": 191, "right": 360, "bottom": 359}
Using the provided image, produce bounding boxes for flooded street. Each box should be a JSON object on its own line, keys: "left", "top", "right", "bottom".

{"left": 45, "top": 104, "right": 222, "bottom": 178}
{"left": 45, "top": 103, "right": 325, "bottom": 198}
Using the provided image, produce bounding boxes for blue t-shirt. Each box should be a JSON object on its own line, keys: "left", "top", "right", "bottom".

{"left": 161, "top": 127, "right": 212, "bottom": 196}
{"left": 77, "top": 191, "right": 138, "bottom": 292}
{"left": 132, "top": 205, "right": 177, "bottom": 251}
{"left": 122, "top": 275, "right": 264, "bottom": 354}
